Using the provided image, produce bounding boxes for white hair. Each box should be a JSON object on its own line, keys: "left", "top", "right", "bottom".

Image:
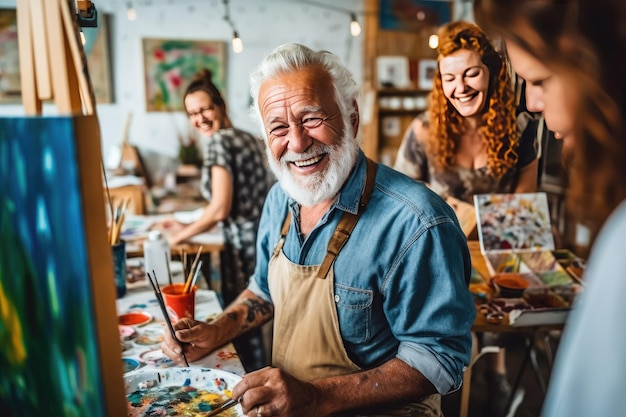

{"left": 249, "top": 43, "right": 361, "bottom": 143}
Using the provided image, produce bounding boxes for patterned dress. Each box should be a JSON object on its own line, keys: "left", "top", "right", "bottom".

{"left": 201, "top": 127, "right": 273, "bottom": 305}
{"left": 394, "top": 114, "right": 538, "bottom": 204}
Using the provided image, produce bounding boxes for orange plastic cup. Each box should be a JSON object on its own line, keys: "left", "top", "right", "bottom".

{"left": 161, "top": 283, "right": 196, "bottom": 322}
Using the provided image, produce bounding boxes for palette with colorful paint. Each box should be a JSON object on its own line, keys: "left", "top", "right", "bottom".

{"left": 124, "top": 368, "right": 244, "bottom": 417}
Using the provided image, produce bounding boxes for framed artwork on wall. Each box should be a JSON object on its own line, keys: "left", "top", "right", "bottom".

{"left": 379, "top": 0, "right": 452, "bottom": 32}
{"left": 0, "top": 9, "right": 114, "bottom": 104}
{"left": 142, "top": 39, "right": 226, "bottom": 112}
{"left": 0, "top": 9, "right": 20, "bottom": 102}
{"left": 376, "top": 56, "right": 411, "bottom": 89}
{"left": 82, "top": 13, "right": 114, "bottom": 103}
{"left": 418, "top": 59, "right": 438, "bottom": 90}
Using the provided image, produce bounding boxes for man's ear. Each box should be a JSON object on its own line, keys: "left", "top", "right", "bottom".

{"left": 351, "top": 100, "right": 360, "bottom": 137}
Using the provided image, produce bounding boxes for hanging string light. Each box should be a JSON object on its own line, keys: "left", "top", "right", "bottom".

{"left": 126, "top": 2, "right": 137, "bottom": 21}
{"left": 350, "top": 13, "right": 361, "bottom": 37}
{"left": 223, "top": 0, "right": 243, "bottom": 53}
{"left": 232, "top": 31, "right": 243, "bottom": 53}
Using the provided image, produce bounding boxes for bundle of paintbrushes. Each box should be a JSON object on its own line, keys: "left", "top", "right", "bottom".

{"left": 182, "top": 246, "right": 203, "bottom": 293}
{"left": 145, "top": 270, "right": 190, "bottom": 367}
{"left": 109, "top": 198, "right": 130, "bottom": 245}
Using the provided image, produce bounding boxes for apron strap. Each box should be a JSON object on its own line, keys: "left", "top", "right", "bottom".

{"left": 316, "top": 158, "right": 377, "bottom": 279}
{"left": 272, "top": 210, "right": 292, "bottom": 258}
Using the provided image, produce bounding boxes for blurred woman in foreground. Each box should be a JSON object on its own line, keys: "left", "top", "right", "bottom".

{"left": 475, "top": 1, "right": 626, "bottom": 415}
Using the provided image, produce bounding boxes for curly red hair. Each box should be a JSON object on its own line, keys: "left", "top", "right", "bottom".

{"left": 427, "top": 21, "right": 519, "bottom": 178}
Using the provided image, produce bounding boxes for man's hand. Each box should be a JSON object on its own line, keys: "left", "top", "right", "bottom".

{"left": 233, "top": 367, "right": 324, "bottom": 417}
{"left": 160, "top": 318, "right": 220, "bottom": 363}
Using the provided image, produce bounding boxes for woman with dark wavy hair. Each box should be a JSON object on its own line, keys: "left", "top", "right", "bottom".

{"left": 394, "top": 20, "right": 538, "bottom": 204}
{"left": 474, "top": 0, "right": 626, "bottom": 416}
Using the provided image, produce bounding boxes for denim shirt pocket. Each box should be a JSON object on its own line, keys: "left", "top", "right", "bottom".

{"left": 334, "top": 284, "right": 373, "bottom": 344}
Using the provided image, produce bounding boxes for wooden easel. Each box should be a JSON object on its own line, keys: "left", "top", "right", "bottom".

{"left": 16, "top": 1, "right": 126, "bottom": 415}
{"left": 17, "top": 0, "right": 96, "bottom": 115}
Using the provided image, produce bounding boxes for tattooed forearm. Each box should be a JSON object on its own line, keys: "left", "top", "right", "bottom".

{"left": 242, "top": 297, "right": 273, "bottom": 323}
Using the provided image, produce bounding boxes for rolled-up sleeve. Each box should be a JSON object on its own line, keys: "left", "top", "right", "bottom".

{"left": 386, "top": 220, "right": 475, "bottom": 394}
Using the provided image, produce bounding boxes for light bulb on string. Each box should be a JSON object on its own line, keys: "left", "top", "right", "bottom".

{"left": 127, "top": 2, "right": 137, "bottom": 21}
{"left": 232, "top": 31, "right": 243, "bottom": 53}
{"left": 350, "top": 13, "right": 361, "bottom": 37}
{"left": 80, "top": 30, "right": 86, "bottom": 45}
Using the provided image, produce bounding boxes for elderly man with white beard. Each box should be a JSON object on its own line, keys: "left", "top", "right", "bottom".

{"left": 161, "top": 43, "right": 475, "bottom": 417}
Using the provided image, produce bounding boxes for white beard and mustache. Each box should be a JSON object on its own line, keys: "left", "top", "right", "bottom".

{"left": 265, "top": 120, "right": 360, "bottom": 207}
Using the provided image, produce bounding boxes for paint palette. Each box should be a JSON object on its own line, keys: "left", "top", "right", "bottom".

{"left": 124, "top": 368, "right": 244, "bottom": 417}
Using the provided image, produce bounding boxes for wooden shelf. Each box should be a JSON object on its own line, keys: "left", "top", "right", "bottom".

{"left": 378, "top": 88, "right": 431, "bottom": 96}
{"left": 361, "top": 0, "right": 438, "bottom": 162}
{"left": 379, "top": 108, "right": 426, "bottom": 116}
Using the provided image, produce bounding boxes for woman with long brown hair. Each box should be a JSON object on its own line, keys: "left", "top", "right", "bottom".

{"left": 474, "top": 0, "right": 626, "bottom": 415}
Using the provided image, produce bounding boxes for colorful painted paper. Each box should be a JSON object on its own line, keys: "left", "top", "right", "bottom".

{"left": 142, "top": 38, "right": 225, "bottom": 112}
{"left": 474, "top": 192, "right": 555, "bottom": 253}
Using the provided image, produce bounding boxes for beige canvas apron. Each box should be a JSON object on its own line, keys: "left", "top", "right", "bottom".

{"left": 267, "top": 159, "right": 442, "bottom": 417}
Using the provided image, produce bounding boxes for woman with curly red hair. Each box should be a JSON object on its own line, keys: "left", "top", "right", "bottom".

{"left": 394, "top": 21, "right": 539, "bottom": 417}
{"left": 394, "top": 20, "right": 538, "bottom": 203}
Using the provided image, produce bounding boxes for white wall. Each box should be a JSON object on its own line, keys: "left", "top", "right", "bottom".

{"left": 0, "top": 0, "right": 365, "bottom": 162}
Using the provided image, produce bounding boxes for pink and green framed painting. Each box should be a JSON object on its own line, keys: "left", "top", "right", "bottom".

{"left": 142, "top": 38, "right": 225, "bottom": 112}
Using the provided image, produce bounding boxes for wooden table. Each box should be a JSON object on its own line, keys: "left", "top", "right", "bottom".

{"left": 117, "top": 288, "right": 245, "bottom": 377}
{"left": 121, "top": 214, "right": 224, "bottom": 258}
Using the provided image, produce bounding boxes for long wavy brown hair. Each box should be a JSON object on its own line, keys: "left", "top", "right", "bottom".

{"left": 475, "top": 0, "right": 626, "bottom": 242}
{"left": 428, "top": 21, "right": 519, "bottom": 178}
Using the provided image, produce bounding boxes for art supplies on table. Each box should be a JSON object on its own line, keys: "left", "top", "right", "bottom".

{"left": 473, "top": 192, "right": 584, "bottom": 326}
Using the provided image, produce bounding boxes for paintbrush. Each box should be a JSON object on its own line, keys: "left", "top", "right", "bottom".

{"left": 204, "top": 397, "right": 242, "bottom": 417}
{"left": 185, "top": 260, "right": 202, "bottom": 294}
{"left": 164, "top": 250, "right": 173, "bottom": 286}
{"left": 146, "top": 271, "right": 190, "bottom": 367}
{"left": 183, "top": 246, "right": 203, "bottom": 293}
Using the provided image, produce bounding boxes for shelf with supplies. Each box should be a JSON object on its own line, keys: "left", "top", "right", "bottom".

{"left": 378, "top": 88, "right": 431, "bottom": 114}
{"left": 376, "top": 89, "right": 430, "bottom": 166}
{"left": 361, "top": 0, "right": 439, "bottom": 163}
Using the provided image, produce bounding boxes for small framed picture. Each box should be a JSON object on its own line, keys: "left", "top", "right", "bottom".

{"left": 418, "top": 59, "right": 438, "bottom": 90}
{"left": 377, "top": 56, "right": 411, "bottom": 89}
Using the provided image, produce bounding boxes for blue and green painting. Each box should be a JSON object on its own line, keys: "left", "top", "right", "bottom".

{"left": 0, "top": 117, "right": 105, "bottom": 417}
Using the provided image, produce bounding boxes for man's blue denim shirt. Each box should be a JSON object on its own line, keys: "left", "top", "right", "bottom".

{"left": 248, "top": 151, "right": 476, "bottom": 394}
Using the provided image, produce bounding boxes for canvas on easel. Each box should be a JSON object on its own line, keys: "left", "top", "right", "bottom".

{"left": 0, "top": 1, "right": 126, "bottom": 415}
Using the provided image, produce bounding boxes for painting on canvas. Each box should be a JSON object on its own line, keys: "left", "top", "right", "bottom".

{"left": 0, "top": 116, "right": 125, "bottom": 415}
{"left": 474, "top": 192, "right": 556, "bottom": 253}
{"left": 0, "top": 9, "right": 114, "bottom": 104}
{"left": 0, "top": 9, "right": 19, "bottom": 102}
{"left": 142, "top": 38, "right": 225, "bottom": 112}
